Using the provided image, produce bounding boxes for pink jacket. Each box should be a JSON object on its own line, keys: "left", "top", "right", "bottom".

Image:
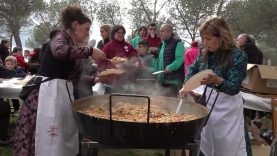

{"left": 184, "top": 47, "right": 199, "bottom": 75}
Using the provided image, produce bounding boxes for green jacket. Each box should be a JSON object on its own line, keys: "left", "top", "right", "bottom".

{"left": 185, "top": 48, "right": 247, "bottom": 95}
{"left": 130, "top": 36, "right": 142, "bottom": 48}
{"left": 157, "top": 38, "right": 184, "bottom": 85}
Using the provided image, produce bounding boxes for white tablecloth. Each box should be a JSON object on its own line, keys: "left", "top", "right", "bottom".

{"left": 0, "top": 76, "right": 32, "bottom": 99}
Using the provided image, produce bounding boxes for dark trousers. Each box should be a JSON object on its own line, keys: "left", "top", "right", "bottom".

{"left": 0, "top": 99, "right": 11, "bottom": 140}
{"left": 199, "top": 151, "right": 205, "bottom": 156}
{"left": 12, "top": 99, "right": 20, "bottom": 111}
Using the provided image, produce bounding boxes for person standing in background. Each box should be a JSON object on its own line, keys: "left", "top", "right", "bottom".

{"left": 184, "top": 41, "right": 200, "bottom": 75}
{"left": 5, "top": 56, "right": 26, "bottom": 116}
{"left": 157, "top": 24, "right": 184, "bottom": 97}
{"left": 130, "top": 26, "right": 147, "bottom": 48}
{"left": 28, "top": 47, "right": 41, "bottom": 74}
{"left": 40, "top": 29, "right": 60, "bottom": 61}
{"left": 5, "top": 56, "right": 26, "bottom": 78}
{"left": 97, "top": 24, "right": 111, "bottom": 49}
{"left": 11, "top": 47, "right": 27, "bottom": 71}
{"left": 236, "top": 33, "right": 263, "bottom": 64}
{"left": 0, "top": 39, "right": 10, "bottom": 63}
{"left": 28, "top": 48, "right": 41, "bottom": 63}
{"left": 143, "top": 23, "right": 161, "bottom": 56}
{"left": 0, "top": 57, "right": 15, "bottom": 146}
{"left": 137, "top": 40, "right": 157, "bottom": 76}
{"left": 98, "top": 25, "right": 142, "bottom": 93}
{"left": 101, "top": 25, "right": 140, "bottom": 61}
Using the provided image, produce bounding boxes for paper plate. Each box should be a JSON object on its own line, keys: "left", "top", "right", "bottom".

{"left": 182, "top": 69, "right": 214, "bottom": 91}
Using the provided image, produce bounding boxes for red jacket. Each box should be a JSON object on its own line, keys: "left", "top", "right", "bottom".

{"left": 184, "top": 47, "right": 199, "bottom": 75}
{"left": 98, "top": 39, "right": 141, "bottom": 89}
{"left": 13, "top": 53, "right": 27, "bottom": 70}
{"left": 102, "top": 39, "right": 139, "bottom": 59}
{"left": 143, "top": 35, "right": 161, "bottom": 48}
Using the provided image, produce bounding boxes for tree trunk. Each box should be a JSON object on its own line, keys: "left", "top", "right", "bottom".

{"left": 9, "top": 35, "right": 13, "bottom": 53}
{"left": 12, "top": 26, "right": 22, "bottom": 49}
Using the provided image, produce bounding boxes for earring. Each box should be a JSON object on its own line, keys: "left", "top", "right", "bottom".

{"left": 75, "top": 31, "right": 78, "bottom": 35}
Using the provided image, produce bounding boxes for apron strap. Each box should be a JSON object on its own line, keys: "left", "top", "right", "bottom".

{"left": 204, "top": 88, "right": 220, "bottom": 126}
{"left": 65, "top": 81, "right": 73, "bottom": 103}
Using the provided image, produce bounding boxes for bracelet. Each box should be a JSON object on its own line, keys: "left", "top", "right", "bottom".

{"left": 215, "top": 77, "right": 223, "bottom": 86}
{"left": 90, "top": 47, "right": 94, "bottom": 55}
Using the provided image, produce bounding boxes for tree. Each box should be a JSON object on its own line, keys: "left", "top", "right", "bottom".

{"left": 96, "top": 0, "right": 122, "bottom": 25}
{"left": 223, "top": 0, "right": 277, "bottom": 64}
{"left": 168, "top": 0, "right": 227, "bottom": 44}
{"left": 224, "top": 0, "right": 277, "bottom": 45}
{"left": 80, "top": 0, "right": 97, "bottom": 22}
{"left": 26, "top": 0, "right": 71, "bottom": 48}
{"left": 127, "top": 0, "right": 168, "bottom": 37}
{"left": 26, "top": 22, "right": 58, "bottom": 48}
{"left": 27, "top": 0, "right": 94, "bottom": 48}
{"left": 0, "top": 0, "right": 44, "bottom": 48}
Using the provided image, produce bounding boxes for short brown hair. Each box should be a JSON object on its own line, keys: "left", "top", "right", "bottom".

{"left": 111, "top": 25, "right": 126, "bottom": 39}
{"left": 138, "top": 26, "right": 147, "bottom": 32}
{"left": 138, "top": 40, "right": 149, "bottom": 48}
{"left": 147, "top": 23, "right": 157, "bottom": 28}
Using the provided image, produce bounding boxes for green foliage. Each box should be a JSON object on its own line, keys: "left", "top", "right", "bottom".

{"left": 0, "top": 0, "right": 44, "bottom": 48}
{"left": 224, "top": 0, "right": 277, "bottom": 64}
{"left": 26, "top": 0, "right": 76, "bottom": 48}
{"left": 80, "top": 0, "right": 97, "bottom": 21}
{"left": 128, "top": 0, "right": 168, "bottom": 37}
{"left": 26, "top": 22, "right": 61, "bottom": 48}
{"left": 2, "top": 0, "right": 277, "bottom": 63}
{"left": 96, "top": 0, "right": 122, "bottom": 26}
{"left": 168, "top": 0, "right": 226, "bottom": 44}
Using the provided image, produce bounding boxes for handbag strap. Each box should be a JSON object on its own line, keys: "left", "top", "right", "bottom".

{"left": 24, "top": 76, "right": 53, "bottom": 87}
{"left": 37, "top": 77, "right": 53, "bottom": 84}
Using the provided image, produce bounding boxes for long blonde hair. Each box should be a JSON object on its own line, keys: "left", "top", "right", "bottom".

{"left": 199, "top": 17, "right": 235, "bottom": 66}
{"left": 100, "top": 24, "right": 112, "bottom": 40}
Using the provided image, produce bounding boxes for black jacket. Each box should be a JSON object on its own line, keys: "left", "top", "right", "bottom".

{"left": 0, "top": 47, "right": 9, "bottom": 63}
{"left": 97, "top": 39, "right": 110, "bottom": 50}
{"left": 242, "top": 42, "right": 263, "bottom": 64}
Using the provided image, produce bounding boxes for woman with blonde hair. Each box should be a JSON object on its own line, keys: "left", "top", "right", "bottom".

{"left": 97, "top": 24, "right": 111, "bottom": 49}
{"left": 179, "top": 17, "right": 248, "bottom": 156}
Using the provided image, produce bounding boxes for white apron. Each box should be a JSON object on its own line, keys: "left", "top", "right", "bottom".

{"left": 35, "top": 78, "right": 79, "bottom": 156}
{"left": 200, "top": 87, "right": 247, "bottom": 156}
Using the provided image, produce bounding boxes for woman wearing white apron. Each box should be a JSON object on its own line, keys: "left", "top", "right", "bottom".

{"left": 13, "top": 5, "right": 106, "bottom": 156}
{"left": 179, "top": 17, "right": 249, "bottom": 156}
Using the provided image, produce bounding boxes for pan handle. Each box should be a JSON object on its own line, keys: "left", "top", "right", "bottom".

{"left": 109, "top": 93, "right": 151, "bottom": 137}
{"left": 109, "top": 93, "right": 151, "bottom": 123}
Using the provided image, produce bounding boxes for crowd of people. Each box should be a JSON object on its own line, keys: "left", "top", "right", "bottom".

{"left": 0, "top": 4, "right": 267, "bottom": 156}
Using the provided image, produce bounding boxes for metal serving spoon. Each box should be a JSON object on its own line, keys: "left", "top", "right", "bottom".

{"left": 152, "top": 70, "right": 164, "bottom": 75}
